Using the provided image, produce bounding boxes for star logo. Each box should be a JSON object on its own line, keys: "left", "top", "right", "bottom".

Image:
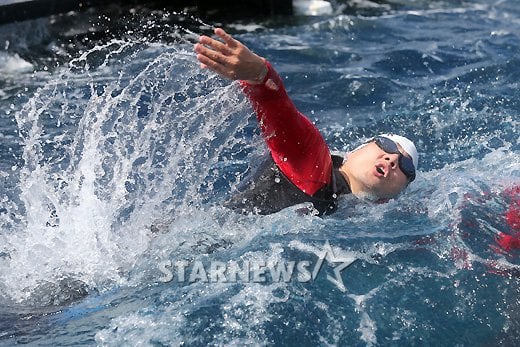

{"left": 311, "top": 241, "right": 357, "bottom": 292}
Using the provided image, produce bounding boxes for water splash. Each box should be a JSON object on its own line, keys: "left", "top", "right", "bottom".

{"left": 0, "top": 32, "right": 256, "bottom": 306}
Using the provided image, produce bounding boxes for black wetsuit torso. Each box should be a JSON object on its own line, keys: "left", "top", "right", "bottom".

{"left": 225, "top": 154, "right": 351, "bottom": 216}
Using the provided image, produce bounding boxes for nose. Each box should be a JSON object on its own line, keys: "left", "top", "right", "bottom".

{"left": 384, "top": 153, "right": 400, "bottom": 169}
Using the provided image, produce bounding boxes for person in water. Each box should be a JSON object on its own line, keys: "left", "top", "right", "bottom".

{"left": 194, "top": 28, "right": 418, "bottom": 215}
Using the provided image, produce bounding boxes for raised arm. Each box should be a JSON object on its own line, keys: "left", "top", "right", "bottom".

{"left": 194, "top": 29, "right": 332, "bottom": 196}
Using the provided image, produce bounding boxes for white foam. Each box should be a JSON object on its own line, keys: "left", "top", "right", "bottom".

{"left": 96, "top": 246, "right": 290, "bottom": 345}
{"left": 0, "top": 52, "right": 33, "bottom": 74}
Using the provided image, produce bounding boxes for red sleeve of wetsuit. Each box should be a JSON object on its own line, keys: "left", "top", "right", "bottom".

{"left": 239, "top": 61, "right": 332, "bottom": 196}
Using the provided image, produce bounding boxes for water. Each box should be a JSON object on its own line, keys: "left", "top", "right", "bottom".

{"left": 0, "top": 0, "right": 519, "bottom": 345}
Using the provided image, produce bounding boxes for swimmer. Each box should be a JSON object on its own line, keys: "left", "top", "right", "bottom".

{"left": 194, "top": 28, "right": 418, "bottom": 215}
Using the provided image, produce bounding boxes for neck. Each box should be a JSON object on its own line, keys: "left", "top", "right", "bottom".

{"left": 338, "top": 164, "right": 356, "bottom": 193}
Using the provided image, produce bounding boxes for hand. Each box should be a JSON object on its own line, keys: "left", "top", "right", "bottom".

{"left": 194, "top": 28, "right": 268, "bottom": 84}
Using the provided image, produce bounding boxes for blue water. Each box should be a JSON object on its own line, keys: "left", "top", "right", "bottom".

{"left": 0, "top": 0, "right": 519, "bottom": 345}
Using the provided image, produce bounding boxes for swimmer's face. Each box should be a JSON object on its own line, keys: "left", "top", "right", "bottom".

{"left": 341, "top": 141, "right": 410, "bottom": 200}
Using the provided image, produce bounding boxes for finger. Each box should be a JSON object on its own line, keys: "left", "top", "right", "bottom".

{"left": 194, "top": 43, "right": 227, "bottom": 65}
{"left": 199, "top": 35, "right": 233, "bottom": 56}
{"left": 196, "top": 53, "right": 233, "bottom": 79}
{"left": 214, "top": 28, "right": 238, "bottom": 48}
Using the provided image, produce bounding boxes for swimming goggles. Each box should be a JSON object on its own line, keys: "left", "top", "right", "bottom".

{"left": 373, "top": 136, "right": 416, "bottom": 182}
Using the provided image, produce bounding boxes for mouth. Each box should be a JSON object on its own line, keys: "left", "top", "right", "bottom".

{"left": 375, "top": 165, "right": 385, "bottom": 177}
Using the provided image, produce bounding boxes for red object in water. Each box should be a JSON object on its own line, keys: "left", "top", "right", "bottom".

{"left": 505, "top": 195, "right": 520, "bottom": 231}
{"left": 494, "top": 185, "right": 520, "bottom": 252}
{"left": 495, "top": 232, "right": 520, "bottom": 252}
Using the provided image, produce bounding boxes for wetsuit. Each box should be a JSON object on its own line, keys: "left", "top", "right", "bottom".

{"left": 225, "top": 61, "right": 351, "bottom": 215}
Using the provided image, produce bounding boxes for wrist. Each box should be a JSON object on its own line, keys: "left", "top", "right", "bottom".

{"left": 246, "top": 58, "right": 268, "bottom": 84}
